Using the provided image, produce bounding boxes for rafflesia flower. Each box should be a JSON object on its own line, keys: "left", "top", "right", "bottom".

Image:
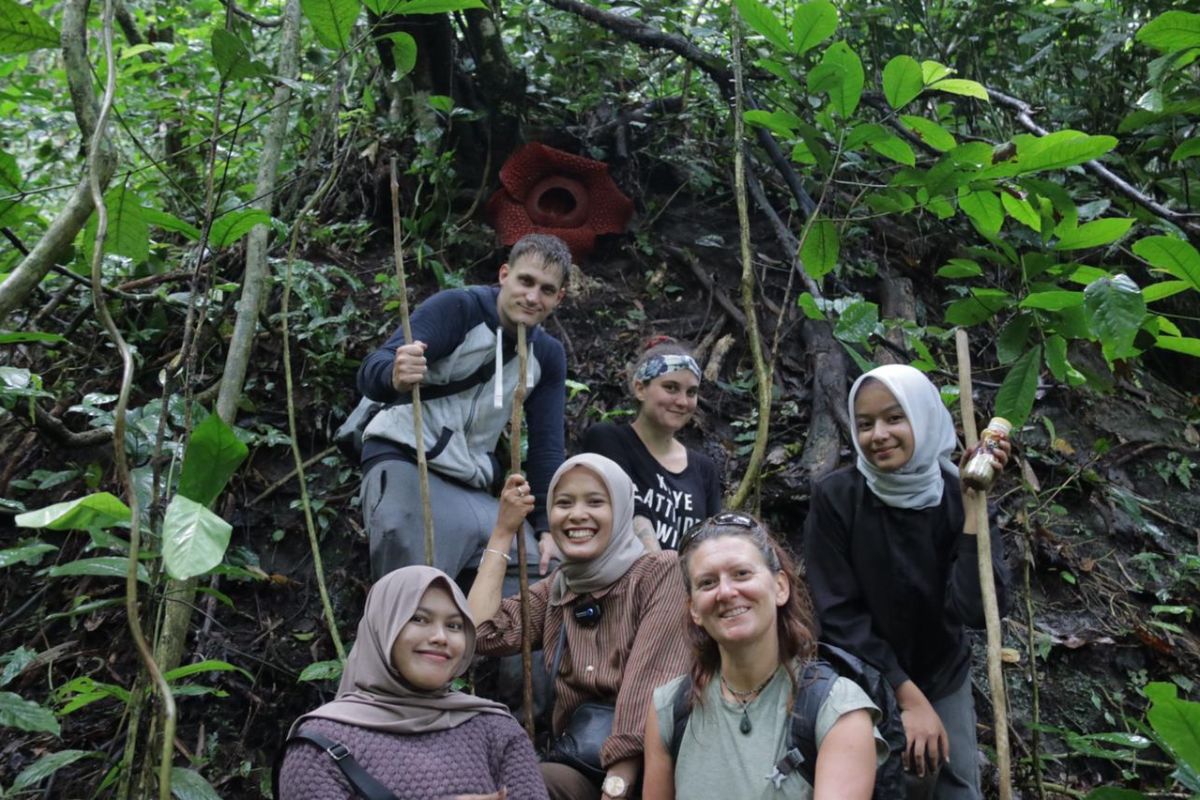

{"left": 486, "top": 142, "right": 634, "bottom": 261}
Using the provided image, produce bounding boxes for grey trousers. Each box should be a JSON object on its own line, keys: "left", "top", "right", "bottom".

{"left": 907, "top": 675, "right": 981, "bottom": 800}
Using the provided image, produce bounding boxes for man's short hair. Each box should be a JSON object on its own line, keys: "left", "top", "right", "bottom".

{"left": 508, "top": 234, "right": 572, "bottom": 291}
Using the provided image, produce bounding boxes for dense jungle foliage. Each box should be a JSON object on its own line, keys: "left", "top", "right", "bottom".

{"left": 1, "top": 0, "right": 1199, "bottom": 797}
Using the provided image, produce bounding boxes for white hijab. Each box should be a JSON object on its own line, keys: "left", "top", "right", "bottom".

{"left": 849, "top": 364, "right": 958, "bottom": 510}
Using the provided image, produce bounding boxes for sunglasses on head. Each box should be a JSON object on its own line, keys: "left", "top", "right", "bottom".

{"left": 679, "top": 511, "right": 760, "bottom": 552}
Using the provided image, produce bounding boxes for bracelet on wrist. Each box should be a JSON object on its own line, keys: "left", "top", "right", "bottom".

{"left": 484, "top": 547, "right": 511, "bottom": 563}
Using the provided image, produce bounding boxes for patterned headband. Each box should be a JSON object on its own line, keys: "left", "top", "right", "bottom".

{"left": 634, "top": 354, "right": 701, "bottom": 383}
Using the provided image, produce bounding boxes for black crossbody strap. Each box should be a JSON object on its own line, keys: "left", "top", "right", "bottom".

{"left": 281, "top": 730, "right": 400, "bottom": 800}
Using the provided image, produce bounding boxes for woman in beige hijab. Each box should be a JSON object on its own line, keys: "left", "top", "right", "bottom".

{"left": 278, "top": 566, "right": 548, "bottom": 800}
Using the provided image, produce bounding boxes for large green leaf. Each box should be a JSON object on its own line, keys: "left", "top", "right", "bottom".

{"left": 936, "top": 258, "right": 981, "bottom": 279}
{"left": 362, "top": 0, "right": 484, "bottom": 13}
{"left": 944, "top": 289, "right": 1012, "bottom": 326}
{"left": 82, "top": 188, "right": 151, "bottom": 267}
{"left": 0, "top": 542, "right": 57, "bottom": 568}
{"left": 209, "top": 209, "right": 270, "bottom": 248}
{"left": 1019, "top": 290, "right": 1084, "bottom": 310}
{"left": 818, "top": 41, "right": 863, "bottom": 117}
{"left": 996, "top": 314, "right": 1033, "bottom": 364}
{"left": 0, "top": 691, "right": 59, "bottom": 735}
{"left": 958, "top": 188, "right": 1003, "bottom": 236}
{"left": 900, "top": 115, "right": 956, "bottom": 152}
{"left": 170, "top": 767, "right": 224, "bottom": 800}
{"left": 982, "top": 131, "right": 1117, "bottom": 179}
{"left": 1001, "top": 192, "right": 1041, "bottom": 232}
{"left": 162, "top": 496, "right": 232, "bottom": 581}
{"left": 995, "top": 345, "right": 1041, "bottom": 428}
{"left": 1171, "top": 138, "right": 1200, "bottom": 163}
{"left": 1136, "top": 11, "right": 1200, "bottom": 54}
{"left": 0, "top": 0, "right": 59, "bottom": 54}
{"left": 141, "top": 207, "right": 201, "bottom": 240}
{"left": 791, "top": 0, "right": 837, "bottom": 55}
{"left": 178, "top": 413, "right": 248, "bottom": 506}
{"left": 0, "top": 149, "right": 20, "bottom": 192}
{"left": 1053, "top": 218, "right": 1134, "bottom": 251}
{"left": 929, "top": 78, "right": 988, "bottom": 101}
{"left": 833, "top": 300, "right": 879, "bottom": 344}
{"left": 211, "top": 29, "right": 269, "bottom": 81}
{"left": 800, "top": 219, "right": 838, "bottom": 280}
{"left": 1132, "top": 236, "right": 1200, "bottom": 292}
{"left": 734, "top": 0, "right": 789, "bottom": 51}
{"left": 921, "top": 60, "right": 953, "bottom": 84}
{"left": 45, "top": 557, "right": 150, "bottom": 583}
{"left": 15, "top": 493, "right": 130, "bottom": 531}
{"left": 1155, "top": 336, "right": 1200, "bottom": 357}
{"left": 301, "top": 0, "right": 358, "bottom": 50}
{"left": 745, "top": 108, "right": 802, "bottom": 139}
{"left": 1145, "top": 682, "right": 1200, "bottom": 776}
{"left": 882, "top": 55, "right": 923, "bottom": 109}
{"left": 1144, "top": 280, "right": 1191, "bottom": 303}
{"left": 9, "top": 750, "right": 97, "bottom": 794}
{"left": 1084, "top": 274, "right": 1145, "bottom": 353}
{"left": 383, "top": 31, "right": 417, "bottom": 78}
{"left": 299, "top": 659, "right": 345, "bottom": 682}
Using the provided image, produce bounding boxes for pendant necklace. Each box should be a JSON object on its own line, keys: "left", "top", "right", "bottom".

{"left": 720, "top": 672, "right": 774, "bottom": 735}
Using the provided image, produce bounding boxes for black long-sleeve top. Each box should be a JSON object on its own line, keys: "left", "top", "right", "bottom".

{"left": 799, "top": 466, "right": 1009, "bottom": 703}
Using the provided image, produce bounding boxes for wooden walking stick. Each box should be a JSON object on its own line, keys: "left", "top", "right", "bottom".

{"left": 389, "top": 158, "right": 435, "bottom": 567}
{"left": 510, "top": 322, "right": 536, "bottom": 737}
{"left": 955, "top": 328, "right": 1012, "bottom": 800}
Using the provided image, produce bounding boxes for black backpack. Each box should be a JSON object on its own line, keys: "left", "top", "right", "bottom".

{"left": 669, "top": 642, "right": 907, "bottom": 799}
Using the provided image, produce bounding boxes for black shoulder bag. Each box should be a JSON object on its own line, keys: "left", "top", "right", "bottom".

{"left": 274, "top": 730, "right": 399, "bottom": 800}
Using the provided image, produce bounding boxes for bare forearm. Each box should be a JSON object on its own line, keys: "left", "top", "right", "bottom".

{"left": 467, "top": 528, "right": 515, "bottom": 623}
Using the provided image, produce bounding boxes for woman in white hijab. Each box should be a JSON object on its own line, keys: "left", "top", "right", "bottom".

{"left": 278, "top": 565, "right": 547, "bottom": 800}
{"left": 468, "top": 454, "right": 692, "bottom": 800}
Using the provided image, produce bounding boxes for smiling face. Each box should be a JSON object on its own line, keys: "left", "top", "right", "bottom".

{"left": 495, "top": 255, "right": 566, "bottom": 333}
{"left": 390, "top": 583, "right": 467, "bottom": 691}
{"left": 854, "top": 379, "right": 915, "bottom": 472}
{"left": 685, "top": 536, "right": 788, "bottom": 650}
{"left": 549, "top": 466, "right": 614, "bottom": 563}
{"left": 634, "top": 369, "right": 699, "bottom": 433}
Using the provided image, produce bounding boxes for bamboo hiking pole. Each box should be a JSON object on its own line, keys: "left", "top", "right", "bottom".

{"left": 389, "top": 159, "right": 435, "bottom": 567}
{"left": 955, "top": 328, "right": 1012, "bottom": 800}
{"left": 511, "top": 322, "right": 536, "bottom": 738}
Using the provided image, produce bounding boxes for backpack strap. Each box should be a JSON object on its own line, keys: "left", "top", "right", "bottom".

{"left": 668, "top": 675, "right": 694, "bottom": 763}
{"left": 764, "top": 660, "right": 839, "bottom": 790}
{"left": 274, "top": 730, "right": 400, "bottom": 800}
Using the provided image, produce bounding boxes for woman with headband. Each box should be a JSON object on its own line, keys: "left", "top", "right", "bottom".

{"left": 580, "top": 338, "right": 722, "bottom": 552}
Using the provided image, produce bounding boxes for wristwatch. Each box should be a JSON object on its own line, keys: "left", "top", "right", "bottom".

{"left": 602, "top": 775, "right": 628, "bottom": 798}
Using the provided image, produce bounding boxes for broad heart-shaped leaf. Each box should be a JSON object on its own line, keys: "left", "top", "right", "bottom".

{"left": 162, "top": 496, "right": 232, "bottom": 581}
{"left": 1136, "top": 11, "right": 1200, "bottom": 54}
{"left": 208, "top": 209, "right": 270, "bottom": 248}
{"left": 170, "top": 767, "right": 224, "bottom": 800}
{"left": 10, "top": 750, "right": 97, "bottom": 794}
{"left": 177, "top": 413, "right": 248, "bottom": 507}
{"left": 958, "top": 188, "right": 1003, "bottom": 236}
{"left": 833, "top": 300, "right": 879, "bottom": 345}
{"left": 383, "top": 31, "right": 417, "bottom": 78}
{"left": 791, "top": 0, "right": 837, "bottom": 55}
{"left": 0, "top": 691, "right": 59, "bottom": 735}
{"left": 1054, "top": 217, "right": 1134, "bottom": 251}
{"left": 0, "top": 0, "right": 59, "bottom": 53}
{"left": 45, "top": 556, "right": 150, "bottom": 583}
{"left": 82, "top": 188, "right": 150, "bottom": 266}
{"left": 1172, "top": 138, "right": 1200, "bottom": 163}
{"left": 1084, "top": 274, "right": 1146, "bottom": 353}
{"left": 929, "top": 78, "right": 988, "bottom": 101}
{"left": 211, "top": 29, "right": 269, "bottom": 81}
{"left": 1020, "top": 290, "right": 1085, "bottom": 311}
{"left": 301, "top": 0, "right": 358, "bottom": 50}
{"left": 1155, "top": 335, "right": 1200, "bottom": 357}
{"left": 734, "top": 0, "right": 789, "bottom": 51}
{"left": 361, "top": 0, "right": 484, "bottom": 13}
{"left": 1145, "top": 682, "right": 1200, "bottom": 776}
{"left": 820, "top": 42, "right": 863, "bottom": 117}
{"left": 16, "top": 492, "right": 130, "bottom": 531}
{"left": 882, "top": 55, "right": 923, "bottom": 109}
{"left": 1133, "top": 235, "right": 1200, "bottom": 292}
{"left": 900, "top": 115, "right": 956, "bottom": 151}
{"left": 800, "top": 219, "right": 839, "bottom": 280}
{"left": 995, "top": 345, "right": 1041, "bottom": 428}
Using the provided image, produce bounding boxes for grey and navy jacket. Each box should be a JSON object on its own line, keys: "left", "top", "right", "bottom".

{"left": 357, "top": 285, "right": 566, "bottom": 532}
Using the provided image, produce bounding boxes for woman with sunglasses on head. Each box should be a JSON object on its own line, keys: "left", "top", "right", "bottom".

{"left": 278, "top": 565, "right": 547, "bottom": 800}
{"left": 580, "top": 337, "right": 721, "bottom": 553}
{"left": 801, "top": 365, "right": 1010, "bottom": 800}
{"left": 468, "top": 454, "right": 692, "bottom": 800}
{"left": 643, "top": 514, "right": 885, "bottom": 800}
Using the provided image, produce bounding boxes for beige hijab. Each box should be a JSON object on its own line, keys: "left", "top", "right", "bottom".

{"left": 288, "top": 566, "right": 510, "bottom": 736}
{"left": 548, "top": 453, "right": 645, "bottom": 606}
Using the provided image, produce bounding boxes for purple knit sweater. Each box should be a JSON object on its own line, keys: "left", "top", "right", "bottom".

{"left": 278, "top": 714, "right": 548, "bottom": 800}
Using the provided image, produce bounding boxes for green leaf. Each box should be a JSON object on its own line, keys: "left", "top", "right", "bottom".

{"left": 0, "top": 148, "right": 21, "bottom": 191}
{"left": 791, "top": 0, "right": 837, "bottom": 55}
{"left": 1132, "top": 236, "right": 1200, "bottom": 292}
{"left": 177, "top": 413, "right": 248, "bottom": 506}
{"left": 797, "top": 292, "right": 824, "bottom": 320}
{"left": 83, "top": 188, "right": 150, "bottom": 266}
{"left": 45, "top": 557, "right": 150, "bottom": 583}
{"left": 301, "top": 0, "right": 358, "bottom": 50}
{"left": 734, "top": 0, "right": 789, "bottom": 51}
{"left": 882, "top": 55, "right": 923, "bottom": 109}
{"left": 0, "top": 330, "right": 66, "bottom": 345}
{"left": 833, "top": 300, "right": 879, "bottom": 345}
{"left": 936, "top": 258, "right": 982, "bottom": 279}
{"left": 900, "top": 115, "right": 956, "bottom": 152}
{"left": 1136, "top": 11, "right": 1200, "bottom": 53}
{"left": 383, "top": 31, "right": 417, "bottom": 78}
{"left": 362, "top": 0, "right": 484, "bottom": 13}
{"left": 10, "top": 750, "right": 98, "bottom": 793}
{"left": 1155, "top": 336, "right": 1200, "bottom": 357}
{"left": 800, "top": 219, "right": 839, "bottom": 280}
{"left": 211, "top": 29, "right": 268, "bottom": 81}
{"left": 1084, "top": 274, "right": 1146, "bottom": 353}
{"left": 1019, "top": 291, "right": 1085, "bottom": 310}
{"left": 163, "top": 659, "right": 252, "bottom": 683}
{"left": 299, "top": 659, "right": 345, "bottom": 682}
{"left": 1001, "top": 192, "right": 1041, "bottom": 232}
{"left": 162, "top": 496, "right": 232, "bottom": 581}
{"left": 996, "top": 314, "right": 1033, "bottom": 364}
{"left": 921, "top": 60, "right": 953, "bottom": 84}
{"left": 16, "top": 493, "right": 130, "bottom": 531}
{"left": 944, "top": 289, "right": 1012, "bottom": 326}
{"left": 1171, "top": 138, "right": 1200, "bottom": 163}
{"left": 819, "top": 41, "right": 863, "bottom": 117}
{"left": 993, "top": 131, "right": 1118, "bottom": 177}
{"left": 1043, "top": 334, "right": 1071, "bottom": 382}
{"left": 929, "top": 78, "right": 989, "bottom": 101}
{"left": 958, "top": 188, "right": 1003, "bottom": 237}
{"left": 868, "top": 133, "right": 915, "bottom": 166}
{"left": 209, "top": 209, "right": 270, "bottom": 248}
{"left": 995, "top": 345, "right": 1042, "bottom": 428}
{"left": 1145, "top": 682, "right": 1200, "bottom": 775}
{"left": 0, "top": 691, "right": 60, "bottom": 735}
{"left": 427, "top": 94, "right": 453, "bottom": 113}
{"left": 141, "top": 207, "right": 201, "bottom": 240}
{"left": 744, "top": 108, "right": 802, "bottom": 139}
{"left": 1144, "top": 280, "right": 1191, "bottom": 303}
{"left": 170, "top": 767, "right": 224, "bottom": 800}
{"left": 0, "top": 542, "right": 57, "bottom": 568}
{"left": 1054, "top": 218, "right": 1134, "bottom": 251}
{"left": 0, "top": 0, "right": 59, "bottom": 54}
